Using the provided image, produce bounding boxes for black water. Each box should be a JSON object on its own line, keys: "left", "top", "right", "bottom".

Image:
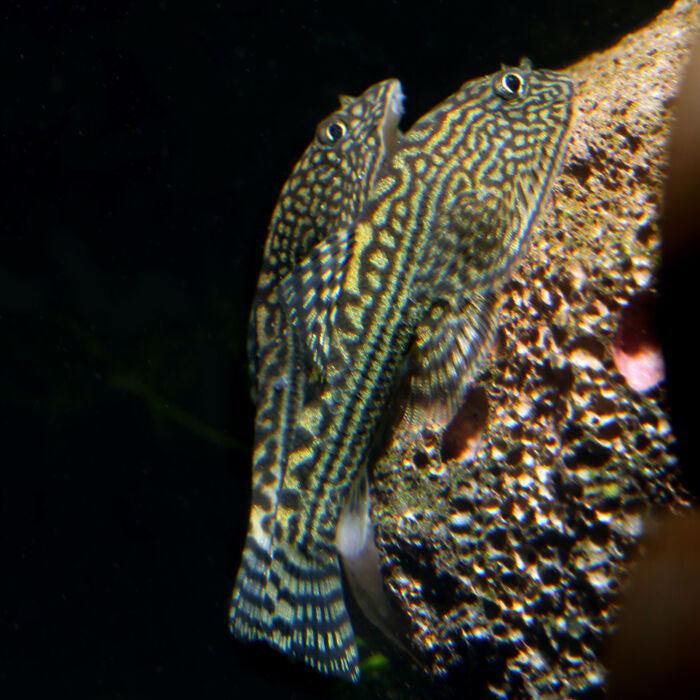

{"left": 1, "top": 1, "right": 677, "bottom": 697}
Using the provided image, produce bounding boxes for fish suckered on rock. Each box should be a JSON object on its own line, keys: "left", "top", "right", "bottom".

{"left": 232, "top": 77, "right": 405, "bottom": 666}
{"left": 231, "top": 61, "right": 574, "bottom": 681}
{"left": 241, "top": 77, "right": 404, "bottom": 561}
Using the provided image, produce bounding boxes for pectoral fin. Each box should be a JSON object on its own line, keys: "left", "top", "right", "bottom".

{"left": 279, "top": 226, "right": 354, "bottom": 378}
{"left": 401, "top": 293, "right": 499, "bottom": 431}
{"left": 336, "top": 465, "right": 410, "bottom": 655}
{"left": 415, "top": 187, "right": 516, "bottom": 300}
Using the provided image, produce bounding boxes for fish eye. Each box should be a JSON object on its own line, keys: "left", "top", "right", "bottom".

{"left": 317, "top": 118, "right": 348, "bottom": 145}
{"left": 327, "top": 122, "right": 345, "bottom": 141}
{"left": 496, "top": 71, "right": 524, "bottom": 99}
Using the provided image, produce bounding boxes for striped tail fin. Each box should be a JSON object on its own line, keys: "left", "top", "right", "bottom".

{"left": 230, "top": 537, "right": 360, "bottom": 682}
{"left": 230, "top": 536, "right": 273, "bottom": 640}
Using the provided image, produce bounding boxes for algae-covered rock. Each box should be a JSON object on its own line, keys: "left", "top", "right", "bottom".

{"left": 372, "top": 1, "right": 699, "bottom": 696}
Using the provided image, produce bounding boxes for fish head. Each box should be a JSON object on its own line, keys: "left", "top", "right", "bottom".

{"left": 327, "top": 77, "right": 405, "bottom": 169}
{"left": 491, "top": 59, "right": 574, "bottom": 156}
{"left": 264, "top": 78, "right": 404, "bottom": 275}
{"left": 403, "top": 61, "right": 574, "bottom": 280}
{"left": 484, "top": 61, "right": 574, "bottom": 261}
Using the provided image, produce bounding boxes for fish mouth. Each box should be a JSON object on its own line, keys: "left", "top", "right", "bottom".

{"left": 382, "top": 79, "right": 405, "bottom": 159}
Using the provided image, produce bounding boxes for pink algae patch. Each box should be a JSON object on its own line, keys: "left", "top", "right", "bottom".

{"left": 613, "top": 291, "right": 665, "bottom": 392}
{"left": 441, "top": 386, "right": 489, "bottom": 462}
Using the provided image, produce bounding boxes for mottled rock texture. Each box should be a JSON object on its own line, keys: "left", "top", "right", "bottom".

{"left": 371, "top": 1, "right": 699, "bottom": 697}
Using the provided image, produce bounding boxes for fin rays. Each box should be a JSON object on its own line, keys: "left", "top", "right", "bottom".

{"left": 230, "top": 538, "right": 359, "bottom": 681}
{"left": 401, "top": 293, "right": 499, "bottom": 431}
{"left": 280, "top": 227, "right": 354, "bottom": 378}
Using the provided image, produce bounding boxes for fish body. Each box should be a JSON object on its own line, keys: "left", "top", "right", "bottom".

{"left": 233, "top": 62, "right": 574, "bottom": 681}
{"left": 242, "top": 77, "right": 404, "bottom": 532}
{"left": 232, "top": 78, "right": 404, "bottom": 670}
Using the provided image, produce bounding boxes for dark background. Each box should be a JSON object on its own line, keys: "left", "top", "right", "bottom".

{"left": 0, "top": 1, "right": 676, "bottom": 697}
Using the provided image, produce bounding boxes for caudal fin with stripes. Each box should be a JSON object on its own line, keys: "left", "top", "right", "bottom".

{"left": 230, "top": 536, "right": 360, "bottom": 681}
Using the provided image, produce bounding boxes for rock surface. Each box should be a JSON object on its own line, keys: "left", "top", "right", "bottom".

{"left": 372, "top": 1, "right": 699, "bottom": 696}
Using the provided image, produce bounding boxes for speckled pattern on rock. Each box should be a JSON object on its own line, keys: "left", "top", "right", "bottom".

{"left": 371, "top": 1, "right": 698, "bottom": 697}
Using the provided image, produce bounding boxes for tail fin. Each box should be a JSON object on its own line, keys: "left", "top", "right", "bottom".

{"left": 230, "top": 535, "right": 273, "bottom": 640}
{"left": 230, "top": 537, "right": 360, "bottom": 682}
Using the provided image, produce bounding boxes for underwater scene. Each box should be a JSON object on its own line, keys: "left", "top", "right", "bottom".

{"left": 3, "top": 1, "right": 699, "bottom": 698}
